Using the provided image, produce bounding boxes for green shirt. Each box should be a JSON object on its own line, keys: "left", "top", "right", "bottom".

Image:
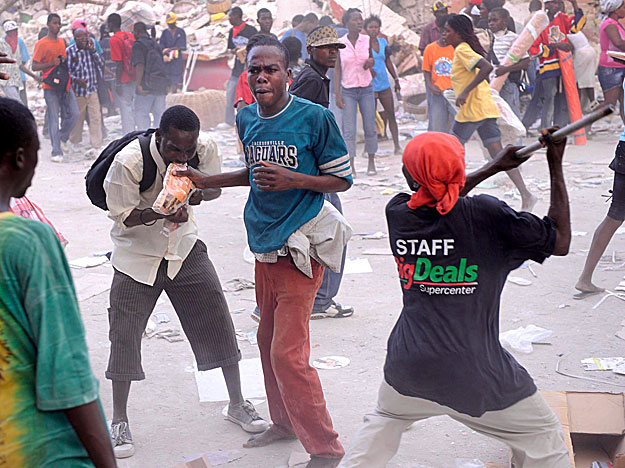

{"left": 0, "top": 212, "right": 100, "bottom": 467}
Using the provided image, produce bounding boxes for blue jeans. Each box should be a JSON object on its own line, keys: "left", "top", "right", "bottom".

{"left": 135, "top": 93, "right": 166, "bottom": 130}
{"left": 522, "top": 74, "right": 544, "bottom": 129}
{"left": 500, "top": 79, "right": 521, "bottom": 119}
{"left": 598, "top": 65, "right": 625, "bottom": 92}
{"left": 112, "top": 81, "right": 136, "bottom": 134}
{"left": 428, "top": 90, "right": 456, "bottom": 133}
{"left": 225, "top": 75, "right": 238, "bottom": 126}
{"left": 341, "top": 85, "right": 378, "bottom": 159}
{"left": 540, "top": 75, "right": 568, "bottom": 130}
{"left": 329, "top": 90, "right": 344, "bottom": 133}
{"left": 312, "top": 193, "right": 346, "bottom": 313}
{"left": 43, "top": 87, "right": 79, "bottom": 156}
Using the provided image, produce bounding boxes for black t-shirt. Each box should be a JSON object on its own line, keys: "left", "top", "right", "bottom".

{"left": 132, "top": 37, "right": 168, "bottom": 95}
{"left": 227, "top": 24, "right": 258, "bottom": 78}
{"left": 383, "top": 193, "right": 557, "bottom": 417}
{"left": 289, "top": 60, "right": 331, "bottom": 108}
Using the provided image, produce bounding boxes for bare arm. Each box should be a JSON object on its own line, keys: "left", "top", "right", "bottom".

{"left": 176, "top": 167, "right": 251, "bottom": 189}
{"left": 423, "top": 70, "right": 441, "bottom": 95}
{"left": 544, "top": 133, "right": 570, "bottom": 255}
{"left": 252, "top": 161, "right": 350, "bottom": 193}
{"left": 65, "top": 400, "right": 117, "bottom": 468}
{"left": 495, "top": 57, "right": 530, "bottom": 75}
{"left": 385, "top": 54, "right": 401, "bottom": 92}
{"left": 19, "top": 64, "right": 40, "bottom": 81}
{"left": 32, "top": 58, "right": 58, "bottom": 72}
{"left": 123, "top": 205, "right": 189, "bottom": 227}
{"left": 334, "top": 54, "right": 344, "bottom": 109}
{"left": 135, "top": 62, "right": 146, "bottom": 94}
{"left": 456, "top": 57, "right": 492, "bottom": 107}
{"left": 460, "top": 145, "right": 528, "bottom": 196}
{"left": 605, "top": 24, "right": 625, "bottom": 51}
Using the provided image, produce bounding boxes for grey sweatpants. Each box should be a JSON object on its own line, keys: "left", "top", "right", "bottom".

{"left": 338, "top": 380, "right": 571, "bottom": 468}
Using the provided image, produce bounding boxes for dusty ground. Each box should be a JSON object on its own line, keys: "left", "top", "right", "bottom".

{"left": 26, "top": 111, "right": 625, "bottom": 468}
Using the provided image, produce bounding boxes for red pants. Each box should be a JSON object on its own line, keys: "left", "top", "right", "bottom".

{"left": 255, "top": 257, "right": 344, "bottom": 459}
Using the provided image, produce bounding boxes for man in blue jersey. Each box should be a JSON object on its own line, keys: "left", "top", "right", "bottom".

{"left": 179, "top": 36, "right": 351, "bottom": 468}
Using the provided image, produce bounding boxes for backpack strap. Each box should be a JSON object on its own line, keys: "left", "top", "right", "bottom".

{"left": 139, "top": 130, "right": 157, "bottom": 192}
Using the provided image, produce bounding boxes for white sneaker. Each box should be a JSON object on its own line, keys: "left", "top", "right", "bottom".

{"left": 110, "top": 421, "right": 135, "bottom": 458}
{"left": 51, "top": 155, "right": 64, "bottom": 163}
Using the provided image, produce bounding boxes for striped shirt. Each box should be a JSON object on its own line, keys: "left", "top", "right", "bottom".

{"left": 65, "top": 43, "right": 104, "bottom": 97}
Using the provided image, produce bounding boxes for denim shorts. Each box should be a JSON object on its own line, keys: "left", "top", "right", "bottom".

{"left": 608, "top": 141, "right": 625, "bottom": 221}
{"left": 598, "top": 66, "right": 625, "bottom": 92}
{"left": 452, "top": 118, "right": 501, "bottom": 146}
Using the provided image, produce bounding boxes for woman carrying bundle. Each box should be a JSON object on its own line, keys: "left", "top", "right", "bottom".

{"left": 444, "top": 14, "right": 536, "bottom": 211}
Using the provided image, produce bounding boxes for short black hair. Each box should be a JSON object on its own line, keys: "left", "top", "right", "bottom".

{"left": 229, "top": 6, "right": 242, "bottom": 18}
{"left": 304, "top": 12, "right": 318, "bottom": 24}
{"left": 47, "top": 13, "right": 60, "bottom": 24}
{"left": 107, "top": 13, "right": 121, "bottom": 28}
{"left": 0, "top": 98, "right": 36, "bottom": 162}
{"left": 342, "top": 8, "right": 361, "bottom": 26}
{"left": 489, "top": 7, "right": 509, "bottom": 18}
{"left": 257, "top": 8, "right": 271, "bottom": 19}
{"left": 319, "top": 15, "right": 334, "bottom": 26}
{"left": 248, "top": 36, "right": 291, "bottom": 68}
{"left": 159, "top": 105, "right": 200, "bottom": 135}
{"left": 292, "top": 14, "right": 304, "bottom": 27}
{"left": 529, "top": 0, "right": 542, "bottom": 10}
{"left": 364, "top": 15, "right": 381, "bottom": 29}
{"left": 281, "top": 36, "right": 300, "bottom": 63}
{"left": 133, "top": 21, "right": 147, "bottom": 35}
{"left": 246, "top": 34, "right": 266, "bottom": 54}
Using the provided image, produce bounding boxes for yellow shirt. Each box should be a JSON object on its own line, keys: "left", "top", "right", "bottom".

{"left": 451, "top": 42, "right": 499, "bottom": 123}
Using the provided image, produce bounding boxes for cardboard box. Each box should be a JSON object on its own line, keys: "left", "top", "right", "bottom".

{"left": 171, "top": 455, "right": 213, "bottom": 468}
{"left": 542, "top": 390, "right": 625, "bottom": 468}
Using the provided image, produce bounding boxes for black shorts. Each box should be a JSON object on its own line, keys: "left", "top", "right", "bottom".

{"left": 608, "top": 142, "right": 625, "bottom": 222}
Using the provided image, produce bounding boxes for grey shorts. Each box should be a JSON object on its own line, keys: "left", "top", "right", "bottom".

{"left": 106, "top": 240, "right": 241, "bottom": 381}
{"left": 452, "top": 118, "right": 501, "bottom": 147}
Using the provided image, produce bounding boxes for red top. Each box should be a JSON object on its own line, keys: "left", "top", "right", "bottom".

{"left": 234, "top": 71, "right": 255, "bottom": 107}
{"left": 33, "top": 37, "right": 67, "bottom": 90}
{"left": 110, "top": 31, "right": 136, "bottom": 83}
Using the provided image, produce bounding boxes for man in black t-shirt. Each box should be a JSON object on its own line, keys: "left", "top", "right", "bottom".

{"left": 132, "top": 22, "right": 168, "bottom": 130}
{"left": 288, "top": 26, "right": 354, "bottom": 320}
{"left": 338, "top": 131, "right": 572, "bottom": 468}
{"left": 224, "top": 7, "right": 257, "bottom": 126}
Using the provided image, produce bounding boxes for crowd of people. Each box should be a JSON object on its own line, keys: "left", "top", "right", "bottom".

{"left": 2, "top": 1, "right": 625, "bottom": 468}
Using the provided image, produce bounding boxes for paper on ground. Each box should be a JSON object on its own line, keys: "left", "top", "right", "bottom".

{"left": 195, "top": 357, "right": 265, "bottom": 402}
{"left": 581, "top": 357, "right": 625, "bottom": 371}
{"left": 344, "top": 258, "right": 373, "bottom": 274}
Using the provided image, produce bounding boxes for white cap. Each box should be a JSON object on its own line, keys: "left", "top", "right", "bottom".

{"left": 3, "top": 21, "right": 17, "bottom": 32}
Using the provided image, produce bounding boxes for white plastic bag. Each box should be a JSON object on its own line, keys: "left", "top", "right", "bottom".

{"left": 499, "top": 325, "right": 553, "bottom": 354}
{"left": 455, "top": 459, "right": 486, "bottom": 468}
{"left": 490, "top": 88, "right": 526, "bottom": 143}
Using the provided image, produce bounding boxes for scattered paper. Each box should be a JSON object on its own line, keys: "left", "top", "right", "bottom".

{"left": 499, "top": 325, "right": 553, "bottom": 354}
{"left": 246, "top": 330, "right": 257, "bottom": 345}
{"left": 195, "top": 358, "right": 265, "bottom": 402}
{"left": 154, "top": 312, "right": 170, "bottom": 324}
{"left": 69, "top": 256, "right": 108, "bottom": 269}
{"left": 572, "top": 231, "right": 588, "bottom": 237}
{"left": 243, "top": 246, "right": 255, "bottom": 265}
{"left": 456, "top": 459, "right": 485, "bottom": 468}
{"left": 344, "top": 258, "right": 373, "bottom": 274}
{"left": 223, "top": 278, "right": 255, "bottom": 292}
{"left": 507, "top": 276, "right": 532, "bottom": 286}
{"left": 354, "top": 231, "right": 387, "bottom": 240}
{"left": 581, "top": 357, "right": 625, "bottom": 371}
{"left": 204, "top": 450, "right": 245, "bottom": 466}
{"left": 312, "top": 356, "right": 350, "bottom": 370}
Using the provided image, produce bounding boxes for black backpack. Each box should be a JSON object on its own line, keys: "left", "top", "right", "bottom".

{"left": 43, "top": 56, "right": 70, "bottom": 92}
{"left": 85, "top": 129, "right": 199, "bottom": 211}
{"left": 142, "top": 39, "right": 170, "bottom": 94}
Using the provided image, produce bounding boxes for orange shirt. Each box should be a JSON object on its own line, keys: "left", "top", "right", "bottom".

{"left": 33, "top": 37, "right": 67, "bottom": 90}
{"left": 422, "top": 41, "right": 454, "bottom": 92}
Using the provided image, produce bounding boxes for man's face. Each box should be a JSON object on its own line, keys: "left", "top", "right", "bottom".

{"left": 247, "top": 45, "right": 290, "bottom": 111}
{"left": 479, "top": 4, "right": 489, "bottom": 19}
{"left": 433, "top": 8, "right": 448, "bottom": 20}
{"left": 74, "top": 29, "right": 88, "bottom": 49}
{"left": 488, "top": 11, "right": 506, "bottom": 32}
{"left": 13, "top": 124, "right": 39, "bottom": 199}
{"left": 258, "top": 12, "right": 273, "bottom": 33}
{"left": 229, "top": 12, "right": 242, "bottom": 26}
{"left": 157, "top": 127, "right": 199, "bottom": 165}
{"left": 309, "top": 45, "right": 339, "bottom": 68}
{"left": 168, "top": 21, "right": 177, "bottom": 30}
{"left": 48, "top": 17, "right": 61, "bottom": 35}
{"left": 545, "top": 1, "right": 560, "bottom": 16}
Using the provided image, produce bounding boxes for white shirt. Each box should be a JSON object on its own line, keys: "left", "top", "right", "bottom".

{"left": 104, "top": 134, "right": 221, "bottom": 285}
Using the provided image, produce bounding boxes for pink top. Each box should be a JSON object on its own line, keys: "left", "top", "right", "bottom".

{"left": 600, "top": 17, "right": 625, "bottom": 68}
{"left": 339, "top": 33, "right": 373, "bottom": 88}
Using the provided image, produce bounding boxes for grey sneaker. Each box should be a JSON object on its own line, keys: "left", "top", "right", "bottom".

{"left": 311, "top": 303, "right": 354, "bottom": 320}
{"left": 110, "top": 421, "right": 135, "bottom": 458}
{"left": 226, "top": 400, "right": 269, "bottom": 433}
